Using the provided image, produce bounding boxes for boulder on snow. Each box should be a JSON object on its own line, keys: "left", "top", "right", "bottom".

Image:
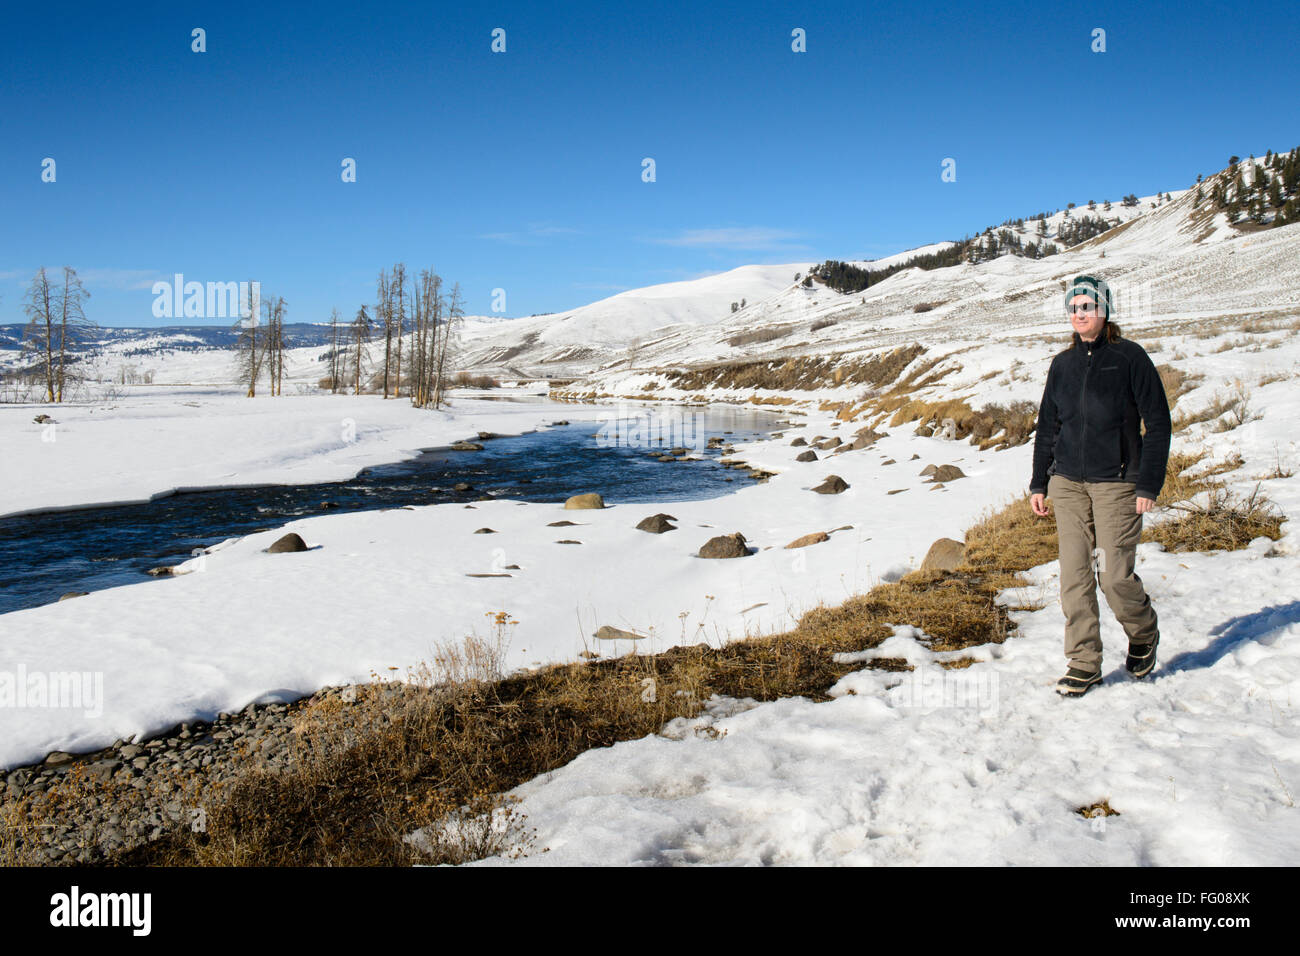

{"left": 795, "top": 450, "right": 819, "bottom": 462}
{"left": 564, "top": 493, "right": 605, "bottom": 510}
{"left": 812, "top": 475, "right": 849, "bottom": 495}
{"left": 636, "top": 514, "right": 678, "bottom": 534}
{"left": 699, "top": 533, "right": 750, "bottom": 559}
{"left": 784, "top": 531, "right": 829, "bottom": 549}
{"left": 266, "top": 533, "right": 309, "bottom": 553}
{"left": 929, "top": 464, "right": 967, "bottom": 483}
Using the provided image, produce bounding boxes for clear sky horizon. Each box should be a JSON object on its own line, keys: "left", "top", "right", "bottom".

{"left": 2, "top": 0, "right": 1297, "bottom": 328}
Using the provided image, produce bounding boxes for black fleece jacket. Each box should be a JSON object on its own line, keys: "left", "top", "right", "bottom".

{"left": 1029, "top": 330, "right": 1172, "bottom": 501}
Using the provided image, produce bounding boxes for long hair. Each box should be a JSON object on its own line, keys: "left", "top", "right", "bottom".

{"left": 1071, "top": 318, "right": 1123, "bottom": 346}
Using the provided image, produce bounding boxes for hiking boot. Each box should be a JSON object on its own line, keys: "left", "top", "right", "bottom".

{"left": 1126, "top": 633, "right": 1159, "bottom": 679}
{"left": 1056, "top": 667, "right": 1102, "bottom": 697}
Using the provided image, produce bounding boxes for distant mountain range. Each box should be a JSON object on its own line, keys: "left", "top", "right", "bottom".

{"left": 0, "top": 322, "right": 338, "bottom": 355}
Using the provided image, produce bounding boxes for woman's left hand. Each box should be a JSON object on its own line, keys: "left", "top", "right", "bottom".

{"left": 1136, "top": 497, "right": 1156, "bottom": 514}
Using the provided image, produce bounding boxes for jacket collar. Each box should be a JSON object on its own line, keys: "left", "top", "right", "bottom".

{"left": 1073, "top": 326, "right": 1109, "bottom": 351}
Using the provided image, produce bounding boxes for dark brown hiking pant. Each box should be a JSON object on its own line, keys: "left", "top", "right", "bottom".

{"left": 1048, "top": 475, "right": 1160, "bottom": 673}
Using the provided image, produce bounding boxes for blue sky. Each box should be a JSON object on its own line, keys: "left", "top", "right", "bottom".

{"left": 1, "top": 0, "right": 1296, "bottom": 328}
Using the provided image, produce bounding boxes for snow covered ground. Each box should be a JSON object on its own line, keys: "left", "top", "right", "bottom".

{"left": 429, "top": 326, "right": 1300, "bottom": 867}
{"left": 457, "top": 531, "right": 1299, "bottom": 866}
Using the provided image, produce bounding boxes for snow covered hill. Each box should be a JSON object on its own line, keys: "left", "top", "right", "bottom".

{"left": 453, "top": 262, "right": 815, "bottom": 377}
{"left": 451, "top": 155, "right": 1298, "bottom": 382}
{"left": 3, "top": 153, "right": 1294, "bottom": 394}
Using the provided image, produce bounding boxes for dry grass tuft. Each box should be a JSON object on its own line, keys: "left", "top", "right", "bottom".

{"left": 1157, "top": 365, "right": 1202, "bottom": 408}
{"left": 961, "top": 495, "right": 1062, "bottom": 573}
{"left": 884, "top": 397, "right": 1037, "bottom": 450}
{"left": 1144, "top": 484, "right": 1285, "bottom": 553}
{"left": 1212, "top": 336, "right": 1252, "bottom": 353}
{"left": 1077, "top": 799, "right": 1121, "bottom": 819}
{"left": 1172, "top": 381, "right": 1256, "bottom": 433}
{"left": 726, "top": 325, "right": 796, "bottom": 348}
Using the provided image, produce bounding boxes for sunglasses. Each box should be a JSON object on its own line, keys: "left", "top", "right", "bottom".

{"left": 1067, "top": 303, "right": 1101, "bottom": 314}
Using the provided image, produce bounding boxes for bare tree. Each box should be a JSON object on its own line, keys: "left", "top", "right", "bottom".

{"left": 234, "top": 279, "right": 264, "bottom": 397}
{"left": 328, "top": 307, "right": 342, "bottom": 392}
{"left": 350, "top": 304, "right": 373, "bottom": 395}
{"left": 391, "top": 262, "right": 406, "bottom": 399}
{"left": 22, "top": 267, "right": 57, "bottom": 403}
{"left": 432, "top": 281, "right": 463, "bottom": 409}
{"left": 265, "top": 295, "right": 287, "bottom": 396}
{"left": 55, "top": 267, "right": 93, "bottom": 402}
{"left": 408, "top": 268, "right": 447, "bottom": 409}
{"left": 376, "top": 268, "right": 391, "bottom": 397}
{"left": 408, "top": 273, "right": 422, "bottom": 403}
{"left": 21, "top": 266, "right": 95, "bottom": 403}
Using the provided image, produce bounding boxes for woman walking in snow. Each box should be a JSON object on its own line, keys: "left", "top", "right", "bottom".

{"left": 1028, "top": 275, "right": 1172, "bottom": 696}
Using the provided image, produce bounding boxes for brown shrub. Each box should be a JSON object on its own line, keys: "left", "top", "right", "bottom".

{"left": 1144, "top": 484, "right": 1285, "bottom": 552}
{"left": 961, "top": 495, "right": 1061, "bottom": 573}
{"left": 1157, "top": 365, "right": 1202, "bottom": 408}
{"left": 726, "top": 325, "right": 796, "bottom": 348}
{"left": 453, "top": 372, "right": 500, "bottom": 388}
{"left": 886, "top": 397, "right": 1037, "bottom": 450}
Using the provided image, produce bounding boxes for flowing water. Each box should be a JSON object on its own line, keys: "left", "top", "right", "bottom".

{"left": 0, "top": 404, "right": 786, "bottom": 615}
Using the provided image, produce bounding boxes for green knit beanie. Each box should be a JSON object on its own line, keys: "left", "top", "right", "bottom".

{"left": 1064, "top": 275, "right": 1114, "bottom": 317}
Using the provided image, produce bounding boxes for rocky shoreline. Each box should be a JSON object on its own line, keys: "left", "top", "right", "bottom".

{"left": 1, "top": 684, "right": 361, "bottom": 864}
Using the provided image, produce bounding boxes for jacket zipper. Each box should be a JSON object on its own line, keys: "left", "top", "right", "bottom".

{"left": 1081, "top": 343, "right": 1092, "bottom": 481}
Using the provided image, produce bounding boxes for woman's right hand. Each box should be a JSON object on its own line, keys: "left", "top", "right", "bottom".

{"left": 1031, "top": 493, "right": 1050, "bottom": 517}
